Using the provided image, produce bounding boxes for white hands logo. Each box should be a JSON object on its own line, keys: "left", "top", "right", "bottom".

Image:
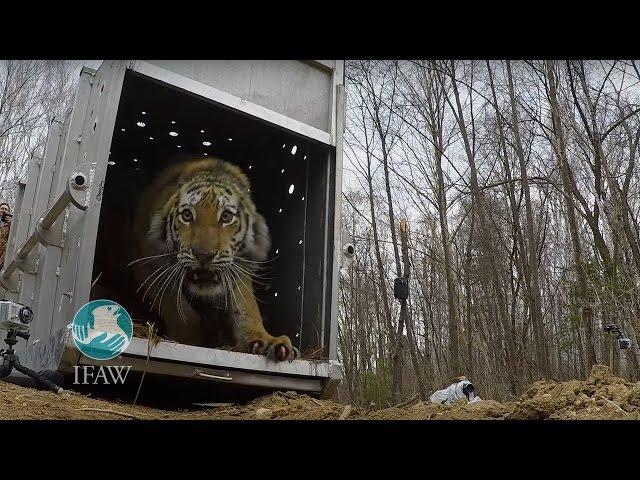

{"left": 73, "top": 304, "right": 131, "bottom": 353}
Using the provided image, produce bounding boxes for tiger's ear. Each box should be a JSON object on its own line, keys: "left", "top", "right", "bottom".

{"left": 244, "top": 212, "right": 270, "bottom": 262}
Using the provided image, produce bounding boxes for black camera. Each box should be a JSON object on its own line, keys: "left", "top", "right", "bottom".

{"left": 394, "top": 277, "right": 409, "bottom": 300}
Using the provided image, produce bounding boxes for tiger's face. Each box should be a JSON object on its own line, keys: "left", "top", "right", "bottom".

{"left": 147, "top": 161, "right": 270, "bottom": 301}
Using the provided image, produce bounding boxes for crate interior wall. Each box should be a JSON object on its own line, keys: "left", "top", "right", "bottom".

{"left": 91, "top": 70, "right": 336, "bottom": 355}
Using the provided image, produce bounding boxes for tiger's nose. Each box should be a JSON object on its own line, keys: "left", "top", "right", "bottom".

{"left": 192, "top": 246, "right": 215, "bottom": 266}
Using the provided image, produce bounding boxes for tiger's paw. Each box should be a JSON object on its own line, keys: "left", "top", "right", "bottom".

{"left": 247, "top": 336, "right": 300, "bottom": 362}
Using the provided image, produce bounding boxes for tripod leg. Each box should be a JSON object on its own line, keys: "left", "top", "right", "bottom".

{"left": 0, "top": 354, "right": 12, "bottom": 378}
{"left": 13, "top": 362, "right": 63, "bottom": 394}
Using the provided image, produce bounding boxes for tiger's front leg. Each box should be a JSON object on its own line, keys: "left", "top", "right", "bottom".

{"left": 229, "top": 271, "right": 300, "bottom": 362}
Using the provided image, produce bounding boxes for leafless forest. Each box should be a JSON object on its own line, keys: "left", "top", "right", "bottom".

{"left": 338, "top": 60, "right": 640, "bottom": 407}
{"left": 0, "top": 60, "right": 78, "bottom": 204}
{"left": 3, "top": 60, "right": 640, "bottom": 409}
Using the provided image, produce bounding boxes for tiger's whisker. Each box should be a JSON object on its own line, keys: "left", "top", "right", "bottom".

{"left": 137, "top": 261, "right": 174, "bottom": 296}
{"left": 142, "top": 262, "right": 177, "bottom": 303}
{"left": 154, "top": 264, "right": 182, "bottom": 314}
{"left": 127, "top": 252, "right": 176, "bottom": 268}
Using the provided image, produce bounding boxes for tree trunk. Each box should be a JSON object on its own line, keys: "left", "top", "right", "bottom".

{"left": 545, "top": 60, "right": 597, "bottom": 375}
{"left": 444, "top": 60, "right": 519, "bottom": 395}
{"left": 398, "top": 219, "right": 428, "bottom": 400}
{"left": 506, "top": 60, "right": 551, "bottom": 378}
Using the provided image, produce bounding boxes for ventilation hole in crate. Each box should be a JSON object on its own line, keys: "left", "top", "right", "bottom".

{"left": 200, "top": 129, "right": 205, "bottom": 133}
{"left": 303, "top": 155, "right": 307, "bottom": 160}
{"left": 149, "top": 136, "right": 154, "bottom": 140}
{"left": 291, "top": 145, "right": 297, "bottom": 155}
{"left": 275, "top": 249, "right": 279, "bottom": 254}
{"left": 248, "top": 165, "right": 252, "bottom": 170}
{"left": 274, "top": 292, "right": 278, "bottom": 297}
{"left": 301, "top": 196, "right": 305, "bottom": 201}
{"left": 204, "top": 153, "right": 208, "bottom": 156}
{"left": 228, "top": 138, "right": 232, "bottom": 141}
{"left": 171, "top": 120, "right": 176, "bottom": 124}
{"left": 282, "top": 143, "right": 285, "bottom": 148}
{"left": 141, "top": 111, "right": 146, "bottom": 115}
{"left": 202, "top": 141, "right": 211, "bottom": 146}
{"left": 137, "top": 121, "right": 146, "bottom": 127}
{"left": 108, "top": 161, "right": 115, "bottom": 166}
{"left": 281, "top": 169, "right": 285, "bottom": 174}
{"left": 288, "top": 184, "right": 295, "bottom": 194}
{"left": 177, "top": 145, "right": 182, "bottom": 148}
{"left": 169, "top": 131, "right": 178, "bottom": 137}
{"left": 298, "top": 239, "right": 303, "bottom": 245}
{"left": 121, "top": 128, "right": 126, "bottom": 132}
{"left": 297, "top": 285, "right": 301, "bottom": 290}
{"left": 278, "top": 208, "right": 282, "bottom": 213}
{"left": 133, "top": 158, "right": 138, "bottom": 163}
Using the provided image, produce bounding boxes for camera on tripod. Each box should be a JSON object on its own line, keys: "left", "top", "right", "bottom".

{"left": 0, "top": 301, "right": 33, "bottom": 334}
{"left": 0, "top": 301, "right": 62, "bottom": 393}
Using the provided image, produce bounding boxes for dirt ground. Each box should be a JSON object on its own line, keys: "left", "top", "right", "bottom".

{"left": 1, "top": 364, "right": 639, "bottom": 420}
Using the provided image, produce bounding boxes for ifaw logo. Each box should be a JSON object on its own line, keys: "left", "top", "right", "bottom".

{"left": 70, "top": 299, "right": 134, "bottom": 385}
{"left": 73, "top": 365, "right": 132, "bottom": 385}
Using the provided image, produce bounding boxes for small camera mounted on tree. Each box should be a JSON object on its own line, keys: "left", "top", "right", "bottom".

{"left": 603, "top": 323, "right": 632, "bottom": 350}
{"left": 394, "top": 277, "right": 409, "bottom": 300}
{"left": 618, "top": 337, "right": 631, "bottom": 350}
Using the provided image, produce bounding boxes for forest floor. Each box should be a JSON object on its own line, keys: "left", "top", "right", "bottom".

{"left": 1, "top": 364, "right": 639, "bottom": 420}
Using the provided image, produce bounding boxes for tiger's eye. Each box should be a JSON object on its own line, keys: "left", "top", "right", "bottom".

{"left": 180, "top": 209, "right": 193, "bottom": 223}
{"left": 220, "top": 210, "right": 233, "bottom": 224}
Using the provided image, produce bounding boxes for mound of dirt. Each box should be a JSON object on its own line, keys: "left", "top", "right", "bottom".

{"left": 507, "top": 364, "right": 640, "bottom": 420}
{"left": 1, "top": 365, "right": 639, "bottom": 420}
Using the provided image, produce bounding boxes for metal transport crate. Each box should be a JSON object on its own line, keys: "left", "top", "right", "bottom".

{"left": 0, "top": 60, "right": 345, "bottom": 399}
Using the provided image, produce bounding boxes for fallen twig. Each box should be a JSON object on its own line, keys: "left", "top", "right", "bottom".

{"left": 339, "top": 404, "right": 352, "bottom": 420}
{"left": 310, "top": 398, "right": 324, "bottom": 407}
{"left": 395, "top": 393, "right": 419, "bottom": 408}
{"left": 78, "top": 407, "right": 146, "bottom": 420}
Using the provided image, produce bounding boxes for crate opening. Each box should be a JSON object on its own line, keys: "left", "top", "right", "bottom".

{"left": 90, "top": 70, "right": 333, "bottom": 359}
